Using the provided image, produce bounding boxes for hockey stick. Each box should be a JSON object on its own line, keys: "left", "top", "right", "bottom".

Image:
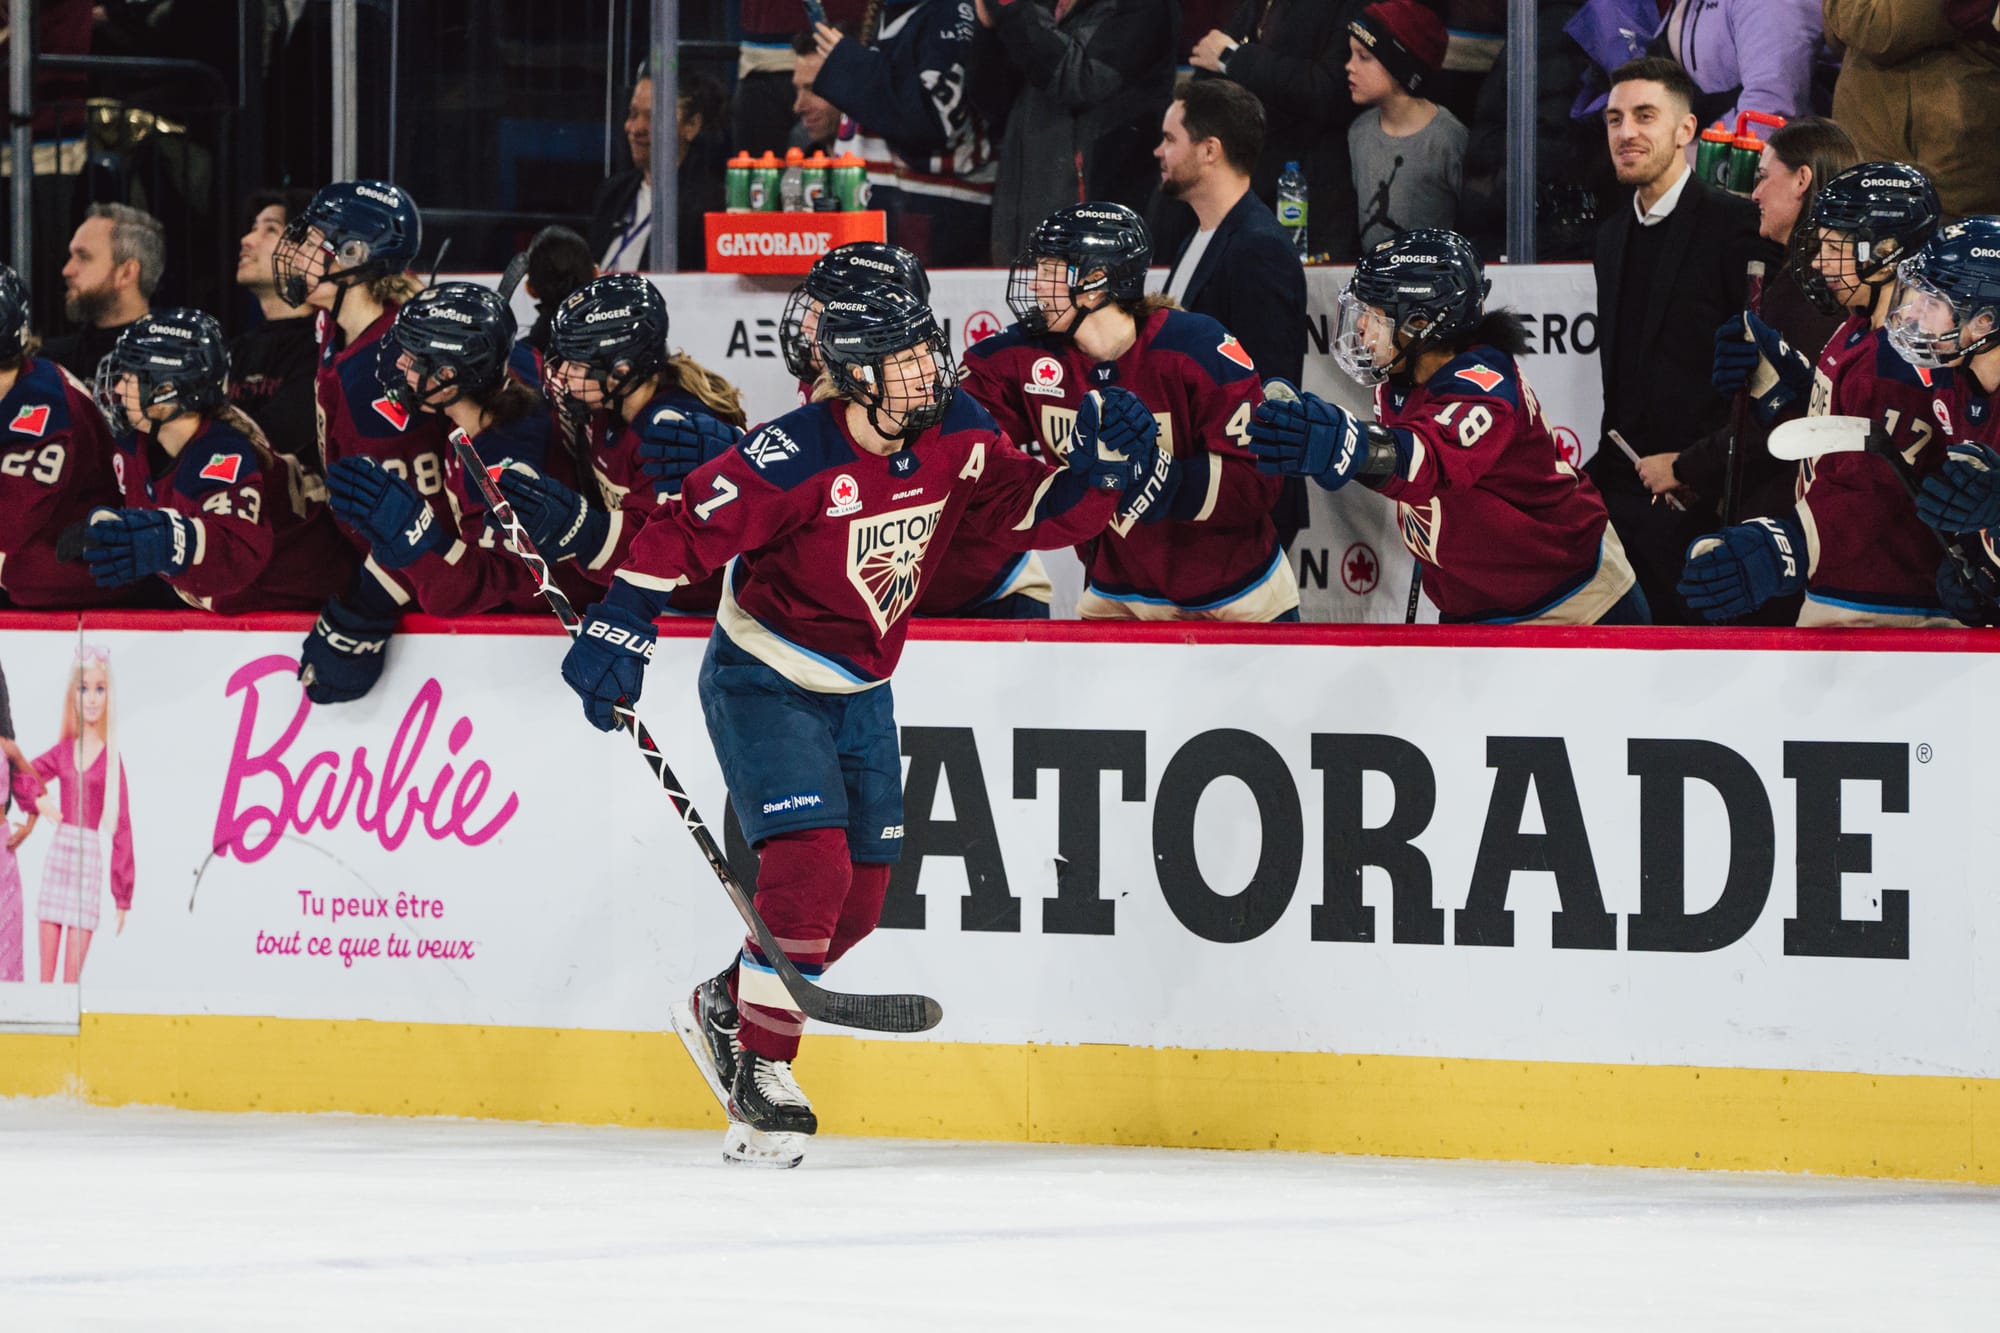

{"left": 448, "top": 428, "right": 943, "bottom": 1034}
{"left": 1720, "top": 261, "right": 1766, "bottom": 526}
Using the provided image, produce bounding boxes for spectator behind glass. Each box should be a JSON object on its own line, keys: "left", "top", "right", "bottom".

{"left": 789, "top": 29, "right": 844, "bottom": 153}
{"left": 1636, "top": 116, "right": 1857, "bottom": 617}
{"left": 1346, "top": 0, "right": 1465, "bottom": 255}
{"left": 1824, "top": 0, "right": 2000, "bottom": 221}
{"left": 809, "top": 1, "right": 999, "bottom": 267}
{"left": 1181, "top": 0, "right": 1366, "bottom": 260}
{"left": 227, "top": 188, "right": 320, "bottom": 471}
{"left": 587, "top": 72, "right": 731, "bottom": 274}
{"left": 976, "top": 0, "right": 1180, "bottom": 265}
{"left": 520, "top": 227, "right": 597, "bottom": 356}
{"left": 43, "top": 204, "right": 162, "bottom": 383}
{"left": 732, "top": 0, "right": 872, "bottom": 154}
{"left": 1587, "top": 55, "right": 1767, "bottom": 626}
{"left": 1655, "top": 0, "right": 1823, "bottom": 127}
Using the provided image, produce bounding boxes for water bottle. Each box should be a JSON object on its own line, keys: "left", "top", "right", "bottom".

{"left": 780, "top": 146, "right": 806, "bottom": 213}
{"left": 1276, "top": 161, "right": 1308, "bottom": 256}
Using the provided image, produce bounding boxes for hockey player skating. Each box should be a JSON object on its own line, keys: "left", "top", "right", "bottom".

{"left": 961, "top": 201, "right": 1299, "bottom": 621}
{"left": 1246, "top": 228, "right": 1648, "bottom": 624}
{"left": 557, "top": 284, "right": 1163, "bottom": 1165}
{"left": 72, "top": 309, "right": 355, "bottom": 611}
{"left": 1883, "top": 216, "right": 2000, "bottom": 623}
{"left": 494, "top": 272, "right": 745, "bottom": 612}
{"left": 1682, "top": 162, "right": 1957, "bottom": 625}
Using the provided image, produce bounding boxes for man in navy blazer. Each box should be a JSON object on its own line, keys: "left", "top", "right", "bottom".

{"left": 1157, "top": 78, "right": 1309, "bottom": 535}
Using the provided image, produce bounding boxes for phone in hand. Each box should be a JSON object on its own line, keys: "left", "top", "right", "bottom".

{"left": 803, "top": 0, "right": 827, "bottom": 27}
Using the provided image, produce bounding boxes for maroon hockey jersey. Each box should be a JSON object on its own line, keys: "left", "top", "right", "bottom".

{"left": 0, "top": 357, "right": 128, "bottom": 608}
{"left": 112, "top": 415, "right": 355, "bottom": 612}
{"left": 1372, "top": 345, "right": 1633, "bottom": 623}
{"left": 1794, "top": 316, "right": 1970, "bottom": 625}
{"left": 614, "top": 391, "right": 1117, "bottom": 692}
{"left": 959, "top": 307, "right": 1296, "bottom": 620}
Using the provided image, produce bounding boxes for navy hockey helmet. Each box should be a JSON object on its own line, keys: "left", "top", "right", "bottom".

{"left": 0, "top": 262, "right": 30, "bottom": 363}
{"left": 781, "top": 242, "right": 930, "bottom": 382}
{"left": 1888, "top": 216, "right": 2000, "bottom": 369}
{"left": 1792, "top": 161, "right": 1940, "bottom": 317}
{"left": 816, "top": 283, "right": 957, "bottom": 441}
{"left": 95, "top": 307, "right": 230, "bottom": 431}
{"left": 546, "top": 273, "right": 670, "bottom": 409}
{"left": 273, "top": 179, "right": 423, "bottom": 308}
{"left": 1335, "top": 228, "right": 1489, "bottom": 385}
{"left": 380, "top": 281, "right": 517, "bottom": 410}
{"left": 1007, "top": 202, "right": 1152, "bottom": 338}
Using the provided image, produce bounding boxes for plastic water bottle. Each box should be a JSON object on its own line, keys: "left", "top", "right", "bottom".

{"left": 1276, "top": 161, "right": 1308, "bottom": 256}
{"left": 780, "top": 146, "right": 806, "bottom": 212}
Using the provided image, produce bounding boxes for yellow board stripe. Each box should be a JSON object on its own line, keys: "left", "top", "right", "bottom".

{"left": 1, "top": 1015, "right": 1992, "bottom": 1183}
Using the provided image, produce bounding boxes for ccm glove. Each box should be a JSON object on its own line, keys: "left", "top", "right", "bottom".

{"left": 327, "top": 456, "right": 448, "bottom": 568}
{"left": 636, "top": 406, "right": 740, "bottom": 491}
{"left": 560, "top": 589, "right": 658, "bottom": 732}
{"left": 495, "top": 462, "right": 609, "bottom": 563}
{"left": 1247, "top": 381, "right": 1397, "bottom": 491}
{"left": 1712, "top": 312, "right": 1813, "bottom": 425}
{"left": 74, "top": 507, "right": 196, "bottom": 587}
{"left": 1917, "top": 442, "right": 2000, "bottom": 534}
{"left": 298, "top": 596, "right": 398, "bottom": 705}
{"left": 1677, "top": 515, "right": 1808, "bottom": 621}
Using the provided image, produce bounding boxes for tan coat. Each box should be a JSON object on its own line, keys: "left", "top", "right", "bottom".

{"left": 1823, "top": 0, "right": 2000, "bottom": 220}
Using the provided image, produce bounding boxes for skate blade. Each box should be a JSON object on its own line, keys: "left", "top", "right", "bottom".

{"left": 721, "top": 1121, "right": 806, "bottom": 1169}
{"left": 667, "top": 995, "right": 732, "bottom": 1112}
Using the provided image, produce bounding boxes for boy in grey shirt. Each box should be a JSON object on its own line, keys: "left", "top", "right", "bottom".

{"left": 1346, "top": 0, "right": 1466, "bottom": 255}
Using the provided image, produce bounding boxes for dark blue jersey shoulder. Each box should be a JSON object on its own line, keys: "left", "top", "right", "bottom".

{"left": 335, "top": 341, "right": 413, "bottom": 438}
{"left": 938, "top": 383, "right": 999, "bottom": 438}
{"left": 1424, "top": 345, "right": 1523, "bottom": 408}
{"left": 172, "top": 419, "right": 264, "bottom": 498}
{"left": 3, "top": 358, "right": 78, "bottom": 437}
{"left": 962, "top": 324, "right": 1038, "bottom": 369}
{"left": 1870, "top": 329, "right": 1953, "bottom": 392}
{"left": 1147, "top": 310, "right": 1259, "bottom": 386}
{"left": 476, "top": 405, "right": 555, "bottom": 472}
{"left": 736, "top": 400, "right": 859, "bottom": 491}
{"left": 506, "top": 341, "right": 542, "bottom": 389}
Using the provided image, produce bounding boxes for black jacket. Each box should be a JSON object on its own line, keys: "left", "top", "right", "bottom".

{"left": 1163, "top": 187, "right": 1306, "bottom": 385}
{"left": 586, "top": 148, "right": 729, "bottom": 273}
{"left": 227, "top": 314, "right": 320, "bottom": 471}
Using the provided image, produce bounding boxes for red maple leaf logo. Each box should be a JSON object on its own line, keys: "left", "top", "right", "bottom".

{"left": 1455, "top": 366, "right": 1505, "bottom": 392}
{"left": 964, "top": 311, "right": 1001, "bottom": 347}
{"left": 10, "top": 403, "right": 49, "bottom": 436}
{"left": 197, "top": 452, "right": 243, "bottom": 484}
{"left": 1341, "top": 542, "right": 1380, "bottom": 595}
{"left": 832, "top": 476, "right": 857, "bottom": 506}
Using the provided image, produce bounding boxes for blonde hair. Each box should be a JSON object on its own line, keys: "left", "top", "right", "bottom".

{"left": 368, "top": 271, "right": 423, "bottom": 306}
{"left": 57, "top": 648, "right": 121, "bottom": 851}
{"left": 664, "top": 352, "right": 747, "bottom": 427}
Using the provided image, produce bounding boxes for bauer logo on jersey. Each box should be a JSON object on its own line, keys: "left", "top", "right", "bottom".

{"left": 198, "top": 451, "right": 244, "bottom": 484}
{"left": 10, "top": 403, "right": 49, "bottom": 436}
{"left": 1216, "top": 335, "right": 1255, "bottom": 372}
{"left": 1454, "top": 366, "right": 1505, "bottom": 393}
{"left": 370, "top": 396, "right": 411, "bottom": 431}
{"left": 847, "top": 497, "right": 947, "bottom": 634}
{"left": 1025, "top": 356, "right": 1066, "bottom": 397}
{"left": 826, "top": 472, "right": 863, "bottom": 517}
{"left": 745, "top": 425, "right": 800, "bottom": 469}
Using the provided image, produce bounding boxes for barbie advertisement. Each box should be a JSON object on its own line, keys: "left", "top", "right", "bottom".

{"left": 0, "top": 625, "right": 729, "bottom": 1032}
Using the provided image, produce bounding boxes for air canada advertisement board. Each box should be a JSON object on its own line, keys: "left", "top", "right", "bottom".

{"left": 3, "top": 624, "right": 1993, "bottom": 1083}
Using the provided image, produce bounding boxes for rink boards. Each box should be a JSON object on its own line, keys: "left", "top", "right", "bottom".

{"left": 3, "top": 615, "right": 1998, "bottom": 1181}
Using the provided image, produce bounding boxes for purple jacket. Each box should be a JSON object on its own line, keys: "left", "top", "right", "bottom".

{"left": 1660, "top": 0, "right": 1822, "bottom": 123}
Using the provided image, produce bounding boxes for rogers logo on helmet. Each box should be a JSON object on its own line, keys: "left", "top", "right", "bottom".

{"left": 354, "top": 184, "right": 402, "bottom": 206}
{"left": 430, "top": 307, "right": 476, "bottom": 325}
{"left": 1860, "top": 177, "right": 1903, "bottom": 189}
{"left": 584, "top": 306, "right": 635, "bottom": 322}
{"left": 850, "top": 257, "right": 896, "bottom": 273}
{"left": 1972, "top": 248, "right": 2000, "bottom": 259}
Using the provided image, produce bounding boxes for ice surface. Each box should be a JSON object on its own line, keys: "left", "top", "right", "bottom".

{"left": 1, "top": 1098, "right": 1994, "bottom": 1331}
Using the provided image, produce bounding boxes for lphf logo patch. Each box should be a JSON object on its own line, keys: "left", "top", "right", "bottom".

{"left": 198, "top": 452, "right": 244, "bottom": 484}
{"left": 10, "top": 403, "right": 49, "bottom": 436}
{"left": 826, "top": 472, "right": 862, "bottom": 517}
{"left": 1025, "top": 356, "right": 1066, "bottom": 397}
{"left": 847, "top": 498, "right": 947, "bottom": 634}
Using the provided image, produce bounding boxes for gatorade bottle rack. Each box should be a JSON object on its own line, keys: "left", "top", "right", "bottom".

{"left": 703, "top": 210, "right": 889, "bottom": 275}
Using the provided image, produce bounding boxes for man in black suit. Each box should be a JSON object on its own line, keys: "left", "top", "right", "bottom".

{"left": 587, "top": 72, "right": 730, "bottom": 273}
{"left": 1157, "top": 78, "right": 1309, "bottom": 540}
{"left": 1588, "top": 56, "right": 1773, "bottom": 625}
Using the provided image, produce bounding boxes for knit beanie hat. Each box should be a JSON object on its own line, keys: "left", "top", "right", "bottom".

{"left": 1349, "top": 0, "right": 1449, "bottom": 96}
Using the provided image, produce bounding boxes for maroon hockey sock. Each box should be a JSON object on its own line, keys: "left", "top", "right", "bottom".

{"left": 737, "top": 826, "right": 850, "bottom": 1061}
{"left": 826, "top": 862, "right": 891, "bottom": 966}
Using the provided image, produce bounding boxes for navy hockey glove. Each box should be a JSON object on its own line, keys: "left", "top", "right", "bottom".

{"left": 1066, "top": 387, "right": 1158, "bottom": 492}
{"left": 1916, "top": 442, "right": 2000, "bottom": 534}
{"left": 298, "top": 596, "right": 398, "bottom": 705}
{"left": 74, "top": 507, "right": 196, "bottom": 587}
{"left": 560, "top": 590, "right": 658, "bottom": 732}
{"left": 327, "top": 456, "right": 449, "bottom": 568}
{"left": 1247, "top": 382, "right": 1398, "bottom": 491}
{"left": 636, "top": 406, "right": 739, "bottom": 492}
{"left": 1712, "top": 313, "right": 1812, "bottom": 425}
{"left": 1677, "top": 516, "right": 1807, "bottom": 621}
{"left": 494, "top": 462, "right": 610, "bottom": 564}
